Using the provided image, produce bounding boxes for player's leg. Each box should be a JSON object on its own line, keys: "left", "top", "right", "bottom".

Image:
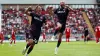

{"left": 98, "top": 37, "right": 100, "bottom": 43}
{"left": 55, "top": 33, "right": 63, "bottom": 54}
{"left": 86, "top": 36, "right": 88, "bottom": 42}
{"left": 44, "top": 35, "right": 46, "bottom": 42}
{"left": 14, "top": 38, "right": 16, "bottom": 45}
{"left": 42, "top": 37, "right": 46, "bottom": 42}
{"left": 26, "top": 35, "right": 40, "bottom": 56}
{"left": 96, "top": 37, "right": 98, "bottom": 43}
{"left": 51, "top": 28, "right": 59, "bottom": 41}
{"left": 1, "top": 38, "right": 4, "bottom": 44}
{"left": 84, "top": 35, "right": 86, "bottom": 42}
{"left": 54, "top": 28, "right": 59, "bottom": 36}
{"left": 26, "top": 39, "right": 35, "bottom": 56}
{"left": 22, "top": 38, "right": 34, "bottom": 55}
{"left": 51, "top": 22, "right": 62, "bottom": 41}
{"left": 66, "top": 36, "right": 68, "bottom": 42}
{"left": 68, "top": 37, "right": 70, "bottom": 42}
{"left": 42, "top": 35, "right": 44, "bottom": 42}
{"left": 55, "top": 24, "right": 65, "bottom": 54}
{"left": 45, "top": 37, "right": 46, "bottom": 42}
{"left": 0, "top": 38, "right": 1, "bottom": 44}
{"left": 10, "top": 38, "right": 13, "bottom": 46}
{"left": 56, "top": 33, "right": 63, "bottom": 47}
{"left": 44, "top": 34, "right": 46, "bottom": 42}
{"left": 96, "top": 37, "right": 99, "bottom": 43}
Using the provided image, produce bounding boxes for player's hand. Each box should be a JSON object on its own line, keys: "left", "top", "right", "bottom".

{"left": 28, "top": 6, "right": 32, "bottom": 11}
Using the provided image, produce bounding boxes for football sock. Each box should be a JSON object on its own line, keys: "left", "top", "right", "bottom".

{"left": 57, "top": 37, "right": 61, "bottom": 48}
{"left": 27, "top": 45, "right": 34, "bottom": 54}
{"left": 26, "top": 43, "right": 31, "bottom": 49}
{"left": 14, "top": 40, "right": 16, "bottom": 44}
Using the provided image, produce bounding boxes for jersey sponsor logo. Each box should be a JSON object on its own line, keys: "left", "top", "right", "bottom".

{"left": 57, "top": 10, "right": 65, "bottom": 13}
{"left": 67, "top": 29, "right": 70, "bottom": 32}
{"left": 34, "top": 17, "right": 42, "bottom": 22}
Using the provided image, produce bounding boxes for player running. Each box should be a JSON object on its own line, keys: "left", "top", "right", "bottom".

{"left": 95, "top": 24, "right": 100, "bottom": 43}
{"left": 84, "top": 25, "right": 89, "bottom": 43}
{"left": 51, "top": 1, "right": 74, "bottom": 54}
{"left": 0, "top": 31, "right": 4, "bottom": 45}
{"left": 65, "top": 25, "right": 71, "bottom": 42}
{"left": 22, "top": 5, "right": 47, "bottom": 56}
{"left": 10, "top": 25, "right": 16, "bottom": 46}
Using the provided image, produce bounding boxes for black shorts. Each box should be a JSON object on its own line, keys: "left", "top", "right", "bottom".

{"left": 59, "top": 22, "right": 66, "bottom": 33}
{"left": 26, "top": 33, "right": 29, "bottom": 39}
{"left": 28, "top": 25, "right": 41, "bottom": 44}
{"left": 84, "top": 34, "right": 88, "bottom": 38}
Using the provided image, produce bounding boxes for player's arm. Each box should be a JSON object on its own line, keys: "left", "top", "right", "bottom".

{"left": 65, "top": 5, "right": 74, "bottom": 11}
{"left": 25, "top": 7, "right": 32, "bottom": 16}
{"left": 65, "top": 5, "right": 76, "bottom": 13}
{"left": 25, "top": 7, "right": 33, "bottom": 25}
{"left": 42, "top": 15, "right": 49, "bottom": 28}
{"left": 27, "top": 15, "right": 32, "bottom": 25}
{"left": 52, "top": 8, "right": 58, "bottom": 21}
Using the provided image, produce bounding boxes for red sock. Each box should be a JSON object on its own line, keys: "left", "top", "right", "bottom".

{"left": 66, "top": 38, "right": 67, "bottom": 42}
{"left": 68, "top": 38, "right": 69, "bottom": 42}
{"left": 58, "top": 37, "right": 61, "bottom": 42}
{"left": 96, "top": 37, "right": 99, "bottom": 43}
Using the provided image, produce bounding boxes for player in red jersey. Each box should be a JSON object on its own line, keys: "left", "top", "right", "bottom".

{"left": 10, "top": 26, "right": 16, "bottom": 46}
{"left": 95, "top": 25, "right": 100, "bottom": 43}
{"left": 0, "top": 31, "right": 4, "bottom": 45}
{"left": 65, "top": 25, "right": 71, "bottom": 42}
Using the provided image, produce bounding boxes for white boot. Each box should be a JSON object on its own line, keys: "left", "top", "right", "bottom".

{"left": 55, "top": 47, "right": 58, "bottom": 55}
{"left": 22, "top": 47, "right": 27, "bottom": 55}
{"left": 25, "top": 54, "right": 28, "bottom": 56}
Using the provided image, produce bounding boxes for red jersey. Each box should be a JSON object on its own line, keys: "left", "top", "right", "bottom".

{"left": 95, "top": 26, "right": 100, "bottom": 37}
{"left": 12, "top": 28, "right": 15, "bottom": 39}
{"left": 0, "top": 32, "right": 4, "bottom": 39}
{"left": 65, "top": 28, "right": 71, "bottom": 37}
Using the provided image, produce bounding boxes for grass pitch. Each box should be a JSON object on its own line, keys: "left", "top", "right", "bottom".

{"left": 0, "top": 41, "right": 100, "bottom": 56}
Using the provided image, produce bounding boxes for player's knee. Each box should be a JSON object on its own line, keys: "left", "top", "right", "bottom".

{"left": 57, "top": 22, "right": 62, "bottom": 28}
{"left": 28, "top": 39, "right": 34, "bottom": 44}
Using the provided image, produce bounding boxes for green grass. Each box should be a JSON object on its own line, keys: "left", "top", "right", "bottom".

{"left": 0, "top": 41, "right": 100, "bottom": 56}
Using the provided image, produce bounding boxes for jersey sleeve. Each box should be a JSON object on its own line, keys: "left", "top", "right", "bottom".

{"left": 54, "top": 9, "right": 57, "bottom": 14}
{"left": 42, "top": 16, "right": 46, "bottom": 23}
{"left": 65, "top": 8, "right": 69, "bottom": 16}
{"left": 29, "top": 13, "right": 34, "bottom": 17}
